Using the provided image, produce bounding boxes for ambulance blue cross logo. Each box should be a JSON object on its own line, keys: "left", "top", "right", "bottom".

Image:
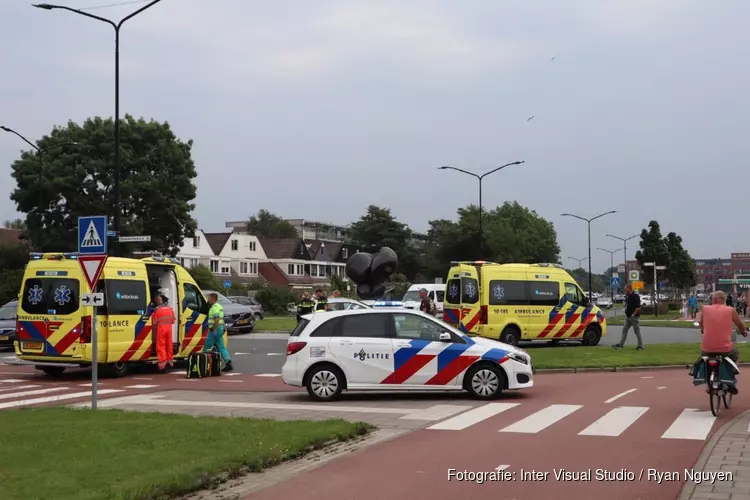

{"left": 54, "top": 286, "right": 71, "bottom": 305}
{"left": 77, "top": 215, "right": 108, "bottom": 255}
{"left": 28, "top": 285, "right": 44, "bottom": 305}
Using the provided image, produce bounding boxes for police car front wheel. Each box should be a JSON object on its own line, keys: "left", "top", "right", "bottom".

{"left": 465, "top": 364, "right": 505, "bottom": 400}
{"left": 306, "top": 365, "right": 345, "bottom": 401}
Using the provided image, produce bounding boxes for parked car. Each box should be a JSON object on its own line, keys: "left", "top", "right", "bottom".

{"left": 0, "top": 300, "right": 17, "bottom": 348}
{"left": 596, "top": 296, "right": 613, "bottom": 309}
{"left": 228, "top": 295, "right": 264, "bottom": 320}
{"left": 287, "top": 297, "right": 371, "bottom": 315}
{"left": 202, "top": 290, "right": 255, "bottom": 334}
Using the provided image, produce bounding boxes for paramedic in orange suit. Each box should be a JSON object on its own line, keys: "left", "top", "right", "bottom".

{"left": 152, "top": 295, "right": 176, "bottom": 371}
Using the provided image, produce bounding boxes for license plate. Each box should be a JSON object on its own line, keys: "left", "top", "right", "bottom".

{"left": 236, "top": 319, "right": 248, "bottom": 325}
{"left": 0, "top": 336, "right": 8, "bottom": 341}
{"left": 23, "top": 341, "right": 43, "bottom": 350}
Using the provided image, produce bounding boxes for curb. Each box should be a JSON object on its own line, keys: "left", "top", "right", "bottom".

{"left": 535, "top": 362, "right": 750, "bottom": 374}
{"left": 678, "top": 409, "right": 750, "bottom": 500}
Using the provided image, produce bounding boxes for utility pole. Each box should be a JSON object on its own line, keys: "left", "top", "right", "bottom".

{"left": 642, "top": 262, "right": 667, "bottom": 317}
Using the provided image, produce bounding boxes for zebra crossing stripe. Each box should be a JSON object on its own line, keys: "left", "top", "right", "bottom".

{"left": 578, "top": 407, "right": 649, "bottom": 437}
{"left": 0, "top": 387, "right": 67, "bottom": 400}
{"left": 661, "top": 409, "right": 716, "bottom": 440}
{"left": 499, "top": 404, "right": 582, "bottom": 434}
{"left": 428, "top": 403, "right": 519, "bottom": 430}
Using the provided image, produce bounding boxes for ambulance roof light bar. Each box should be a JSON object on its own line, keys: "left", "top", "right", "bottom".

{"left": 29, "top": 252, "right": 78, "bottom": 260}
{"left": 449, "top": 260, "right": 496, "bottom": 265}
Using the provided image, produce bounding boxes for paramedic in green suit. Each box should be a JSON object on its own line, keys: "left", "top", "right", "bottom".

{"left": 204, "top": 293, "right": 234, "bottom": 372}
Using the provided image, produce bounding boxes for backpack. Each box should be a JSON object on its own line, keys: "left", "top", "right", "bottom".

{"left": 207, "top": 347, "right": 223, "bottom": 377}
{"left": 187, "top": 352, "right": 210, "bottom": 378}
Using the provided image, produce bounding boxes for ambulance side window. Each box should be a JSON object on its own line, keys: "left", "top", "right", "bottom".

{"left": 528, "top": 281, "right": 560, "bottom": 306}
{"left": 105, "top": 280, "right": 147, "bottom": 315}
{"left": 488, "top": 280, "right": 528, "bottom": 305}
{"left": 565, "top": 283, "right": 586, "bottom": 306}
{"left": 183, "top": 284, "right": 207, "bottom": 314}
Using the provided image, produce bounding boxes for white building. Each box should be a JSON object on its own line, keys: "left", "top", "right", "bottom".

{"left": 173, "top": 230, "right": 215, "bottom": 269}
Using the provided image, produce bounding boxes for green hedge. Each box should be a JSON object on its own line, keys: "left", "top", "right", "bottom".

{"left": 255, "top": 286, "right": 299, "bottom": 315}
{"left": 640, "top": 303, "right": 669, "bottom": 315}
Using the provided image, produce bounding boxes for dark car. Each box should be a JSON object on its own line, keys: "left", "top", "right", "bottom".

{"left": 202, "top": 290, "right": 255, "bottom": 334}
{"left": 0, "top": 300, "right": 17, "bottom": 348}
{"left": 228, "top": 296, "right": 264, "bottom": 320}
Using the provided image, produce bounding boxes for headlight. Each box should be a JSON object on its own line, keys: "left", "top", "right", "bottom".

{"left": 506, "top": 351, "right": 529, "bottom": 365}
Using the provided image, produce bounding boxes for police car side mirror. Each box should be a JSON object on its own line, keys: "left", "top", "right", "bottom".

{"left": 439, "top": 332, "right": 452, "bottom": 342}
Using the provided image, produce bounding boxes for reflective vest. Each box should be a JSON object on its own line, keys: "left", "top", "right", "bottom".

{"left": 297, "top": 299, "right": 315, "bottom": 315}
{"left": 153, "top": 305, "right": 175, "bottom": 328}
{"left": 208, "top": 303, "right": 224, "bottom": 328}
{"left": 315, "top": 297, "right": 328, "bottom": 311}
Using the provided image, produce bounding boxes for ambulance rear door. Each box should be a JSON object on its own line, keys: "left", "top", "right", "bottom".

{"left": 444, "top": 263, "right": 482, "bottom": 334}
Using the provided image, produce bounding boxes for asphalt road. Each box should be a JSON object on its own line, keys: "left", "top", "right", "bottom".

{"left": 225, "top": 325, "right": 713, "bottom": 375}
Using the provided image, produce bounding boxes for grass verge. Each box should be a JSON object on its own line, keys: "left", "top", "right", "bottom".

{"left": 606, "top": 318, "right": 694, "bottom": 328}
{"left": 254, "top": 316, "right": 297, "bottom": 332}
{"left": 0, "top": 408, "right": 372, "bottom": 500}
{"left": 530, "top": 342, "right": 750, "bottom": 370}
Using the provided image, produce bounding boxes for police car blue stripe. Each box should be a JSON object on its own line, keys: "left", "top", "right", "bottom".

{"left": 481, "top": 348, "right": 508, "bottom": 362}
{"left": 436, "top": 342, "right": 472, "bottom": 372}
{"left": 393, "top": 339, "right": 431, "bottom": 371}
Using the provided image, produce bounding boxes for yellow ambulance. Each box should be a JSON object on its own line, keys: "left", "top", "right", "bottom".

{"left": 443, "top": 261, "right": 607, "bottom": 346}
{"left": 14, "top": 252, "right": 225, "bottom": 377}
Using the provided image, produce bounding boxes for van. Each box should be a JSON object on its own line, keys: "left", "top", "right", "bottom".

{"left": 443, "top": 261, "right": 606, "bottom": 346}
{"left": 401, "top": 284, "right": 445, "bottom": 313}
{"left": 14, "top": 252, "right": 225, "bottom": 377}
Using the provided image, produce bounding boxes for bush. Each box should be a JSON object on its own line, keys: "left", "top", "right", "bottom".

{"left": 641, "top": 303, "right": 669, "bottom": 315}
{"left": 255, "top": 286, "right": 299, "bottom": 315}
{"left": 187, "top": 265, "right": 222, "bottom": 291}
{"left": 666, "top": 301, "right": 682, "bottom": 311}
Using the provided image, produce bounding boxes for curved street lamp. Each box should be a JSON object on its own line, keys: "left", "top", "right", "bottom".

{"left": 597, "top": 247, "right": 623, "bottom": 300}
{"left": 606, "top": 233, "right": 640, "bottom": 287}
{"left": 561, "top": 210, "right": 617, "bottom": 300}
{"left": 568, "top": 256, "right": 589, "bottom": 268}
{"left": 438, "top": 161, "right": 525, "bottom": 258}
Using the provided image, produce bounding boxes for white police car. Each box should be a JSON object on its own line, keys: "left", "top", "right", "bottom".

{"left": 281, "top": 308, "right": 533, "bottom": 401}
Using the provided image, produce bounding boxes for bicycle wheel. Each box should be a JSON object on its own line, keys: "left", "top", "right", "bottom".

{"left": 710, "top": 389, "right": 721, "bottom": 416}
{"left": 723, "top": 390, "right": 733, "bottom": 409}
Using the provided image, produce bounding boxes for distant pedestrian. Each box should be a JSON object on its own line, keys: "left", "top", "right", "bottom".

{"left": 204, "top": 293, "right": 233, "bottom": 372}
{"left": 688, "top": 294, "right": 698, "bottom": 319}
{"left": 613, "top": 283, "right": 643, "bottom": 350}
{"left": 332, "top": 290, "right": 341, "bottom": 298}
{"left": 314, "top": 288, "right": 328, "bottom": 311}
{"left": 296, "top": 292, "right": 315, "bottom": 323}
{"left": 419, "top": 288, "right": 438, "bottom": 316}
{"left": 727, "top": 293, "right": 734, "bottom": 308}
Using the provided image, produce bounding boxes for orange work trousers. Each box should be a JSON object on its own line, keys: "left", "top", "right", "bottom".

{"left": 156, "top": 325, "right": 173, "bottom": 370}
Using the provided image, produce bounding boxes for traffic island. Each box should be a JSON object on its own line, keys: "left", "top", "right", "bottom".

{"left": 0, "top": 407, "right": 372, "bottom": 500}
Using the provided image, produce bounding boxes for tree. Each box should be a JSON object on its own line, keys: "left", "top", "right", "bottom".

{"left": 3, "top": 219, "right": 25, "bottom": 230}
{"left": 634, "top": 221, "right": 670, "bottom": 287}
{"left": 246, "top": 209, "right": 298, "bottom": 238}
{"left": 424, "top": 202, "right": 561, "bottom": 278}
{"left": 348, "top": 205, "right": 422, "bottom": 278}
{"left": 187, "top": 264, "right": 221, "bottom": 290}
{"left": 9, "top": 115, "right": 198, "bottom": 255}
{"left": 664, "top": 232, "right": 696, "bottom": 290}
{"left": 0, "top": 243, "right": 31, "bottom": 303}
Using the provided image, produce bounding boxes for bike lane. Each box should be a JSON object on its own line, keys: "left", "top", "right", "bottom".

{"left": 242, "top": 369, "right": 746, "bottom": 500}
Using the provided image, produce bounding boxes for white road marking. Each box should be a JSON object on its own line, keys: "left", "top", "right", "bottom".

{"left": 266, "top": 353, "right": 284, "bottom": 356}
{"left": 499, "top": 404, "right": 582, "bottom": 434}
{"left": 224, "top": 372, "right": 242, "bottom": 376}
{"left": 254, "top": 373, "right": 282, "bottom": 377}
{"left": 578, "top": 406, "right": 649, "bottom": 437}
{"left": 641, "top": 376, "right": 654, "bottom": 379}
{"left": 233, "top": 352, "right": 251, "bottom": 356}
{"left": 400, "top": 405, "right": 472, "bottom": 421}
{"left": 218, "top": 380, "right": 243, "bottom": 383}
{"left": 495, "top": 465, "right": 510, "bottom": 471}
{"left": 124, "top": 385, "right": 159, "bottom": 389}
{"left": 0, "top": 389, "right": 124, "bottom": 410}
{"left": 427, "top": 403, "right": 519, "bottom": 430}
{"left": 605, "top": 388, "right": 637, "bottom": 403}
{"left": 0, "top": 387, "right": 67, "bottom": 400}
{"left": 132, "top": 377, "right": 153, "bottom": 381}
{"left": 0, "top": 385, "right": 40, "bottom": 392}
{"left": 657, "top": 386, "right": 666, "bottom": 390}
{"left": 661, "top": 409, "right": 716, "bottom": 440}
{"left": 0, "top": 379, "right": 27, "bottom": 383}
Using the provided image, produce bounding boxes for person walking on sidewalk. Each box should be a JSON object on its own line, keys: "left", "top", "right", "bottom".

{"left": 204, "top": 293, "right": 234, "bottom": 372}
{"left": 613, "top": 283, "right": 643, "bottom": 350}
{"left": 689, "top": 294, "right": 698, "bottom": 319}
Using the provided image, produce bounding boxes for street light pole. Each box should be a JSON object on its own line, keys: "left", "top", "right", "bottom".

{"left": 1, "top": 125, "right": 77, "bottom": 219}
{"left": 439, "top": 161, "right": 525, "bottom": 259}
{"left": 33, "top": 0, "right": 164, "bottom": 257}
{"left": 597, "top": 247, "right": 623, "bottom": 301}
{"left": 568, "top": 256, "right": 589, "bottom": 269}
{"left": 561, "top": 210, "right": 617, "bottom": 301}
{"left": 606, "top": 233, "right": 639, "bottom": 286}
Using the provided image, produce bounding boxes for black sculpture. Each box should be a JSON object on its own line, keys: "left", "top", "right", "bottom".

{"left": 345, "top": 247, "right": 398, "bottom": 300}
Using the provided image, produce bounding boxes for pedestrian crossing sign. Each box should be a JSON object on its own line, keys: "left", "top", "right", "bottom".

{"left": 610, "top": 276, "right": 621, "bottom": 289}
{"left": 78, "top": 216, "right": 108, "bottom": 255}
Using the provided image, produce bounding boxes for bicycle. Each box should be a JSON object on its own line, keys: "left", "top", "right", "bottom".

{"left": 703, "top": 355, "right": 734, "bottom": 416}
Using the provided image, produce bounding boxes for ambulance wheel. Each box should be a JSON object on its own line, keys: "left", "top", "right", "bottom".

{"left": 465, "top": 363, "right": 505, "bottom": 400}
{"left": 38, "top": 366, "right": 66, "bottom": 377}
{"left": 305, "top": 364, "right": 345, "bottom": 402}
{"left": 499, "top": 326, "right": 520, "bottom": 346}
{"left": 100, "top": 362, "right": 129, "bottom": 378}
{"left": 581, "top": 325, "right": 601, "bottom": 346}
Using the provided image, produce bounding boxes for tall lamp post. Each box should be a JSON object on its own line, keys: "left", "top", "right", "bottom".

{"left": 438, "top": 161, "right": 525, "bottom": 258}
{"left": 597, "top": 247, "right": 623, "bottom": 300}
{"left": 1, "top": 125, "right": 77, "bottom": 216}
{"left": 33, "top": 0, "right": 164, "bottom": 256}
{"left": 568, "top": 256, "right": 589, "bottom": 269}
{"left": 605, "top": 233, "right": 639, "bottom": 287}
{"left": 561, "top": 210, "right": 617, "bottom": 301}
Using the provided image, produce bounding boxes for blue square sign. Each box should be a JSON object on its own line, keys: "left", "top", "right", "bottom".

{"left": 78, "top": 216, "right": 108, "bottom": 255}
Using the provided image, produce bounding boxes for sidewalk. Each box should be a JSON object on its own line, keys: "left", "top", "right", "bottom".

{"left": 680, "top": 409, "right": 750, "bottom": 500}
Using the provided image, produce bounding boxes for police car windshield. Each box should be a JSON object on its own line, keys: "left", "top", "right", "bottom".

{"left": 402, "top": 291, "right": 421, "bottom": 302}
{"left": 0, "top": 303, "right": 15, "bottom": 320}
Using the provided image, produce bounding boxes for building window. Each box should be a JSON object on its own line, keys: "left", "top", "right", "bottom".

{"left": 221, "top": 265, "right": 230, "bottom": 274}
{"left": 311, "top": 265, "right": 318, "bottom": 276}
{"left": 288, "top": 264, "right": 295, "bottom": 275}
{"left": 193, "top": 236, "right": 200, "bottom": 248}
{"left": 231, "top": 240, "right": 238, "bottom": 251}
{"left": 341, "top": 248, "right": 348, "bottom": 259}
{"left": 250, "top": 262, "right": 257, "bottom": 274}
{"left": 240, "top": 262, "right": 248, "bottom": 274}
{"left": 297, "top": 264, "right": 304, "bottom": 275}
{"left": 210, "top": 260, "right": 219, "bottom": 273}
{"left": 249, "top": 241, "right": 256, "bottom": 252}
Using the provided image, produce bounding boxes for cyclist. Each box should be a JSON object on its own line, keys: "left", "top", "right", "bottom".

{"left": 700, "top": 290, "right": 747, "bottom": 393}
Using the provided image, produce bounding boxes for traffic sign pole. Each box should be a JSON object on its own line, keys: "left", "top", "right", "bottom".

{"left": 92, "top": 306, "right": 98, "bottom": 410}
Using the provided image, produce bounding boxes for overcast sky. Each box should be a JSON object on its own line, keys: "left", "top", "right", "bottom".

{"left": 1, "top": 0, "right": 748, "bottom": 273}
